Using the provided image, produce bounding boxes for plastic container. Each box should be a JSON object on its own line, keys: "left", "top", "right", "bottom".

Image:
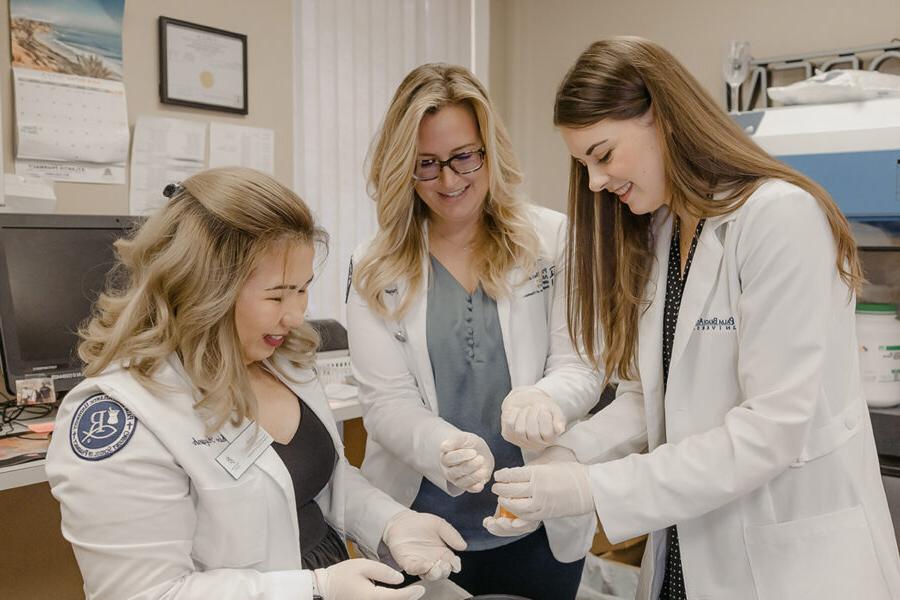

{"left": 856, "top": 303, "right": 900, "bottom": 407}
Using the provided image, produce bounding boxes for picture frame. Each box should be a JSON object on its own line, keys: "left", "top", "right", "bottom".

{"left": 158, "top": 17, "right": 248, "bottom": 115}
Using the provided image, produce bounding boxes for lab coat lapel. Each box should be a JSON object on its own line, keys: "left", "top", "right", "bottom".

{"left": 264, "top": 361, "right": 356, "bottom": 551}
{"left": 252, "top": 363, "right": 327, "bottom": 547}
{"left": 497, "top": 267, "right": 518, "bottom": 387}
{"left": 401, "top": 251, "right": 439, "bottom": 411}
{"left": 668, "top": 213, "right": 731, "bottom": 374}
{"left": 163, "top": 353, "right": 302, "bottom": 549}
{"left": 254, "top": 446, "right": 296, "bottom": 510}
{"left": 639, "top": 209, "right": 671, "bottom": 448}
{"left": 219, "top": 416, "right": 294, "bottom": 519}
{"left": 253, "top": 444, "right": 301, "bottom": 557}
{"left": 213, "top": 411, "right": 299, "bottom": 542}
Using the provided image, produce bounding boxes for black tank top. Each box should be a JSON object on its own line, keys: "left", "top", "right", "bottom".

{"left": 272, "top": 399, "right": 337, "bottom": 555}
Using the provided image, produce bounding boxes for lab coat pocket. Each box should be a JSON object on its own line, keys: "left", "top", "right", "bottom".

{"left": 191, "top": 477, "right": 268, "bottom": 568}
{"left": 745, "top": 505, "right": 890, "bottom": 600}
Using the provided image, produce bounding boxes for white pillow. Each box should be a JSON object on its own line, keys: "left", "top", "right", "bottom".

{"left": 767, "top": 69, "right": 900, "bottom": 105}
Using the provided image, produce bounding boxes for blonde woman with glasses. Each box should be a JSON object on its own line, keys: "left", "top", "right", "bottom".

{"left": 492, "top": 37, "right": 900, "bottom": 600}
{"left": 347, "top": 64, "right": 603, "bottom": 599}
{"left": 46, "top": 167, "right": 467, "bottom": 600}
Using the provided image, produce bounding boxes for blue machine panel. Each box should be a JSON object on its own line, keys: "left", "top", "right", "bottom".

{"left": 778, "top": 150, "right": 900, "bottom": 218}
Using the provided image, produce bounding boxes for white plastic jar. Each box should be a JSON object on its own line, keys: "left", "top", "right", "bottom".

{"left": 857, "top": 303, "right": 900, "bottom": 408}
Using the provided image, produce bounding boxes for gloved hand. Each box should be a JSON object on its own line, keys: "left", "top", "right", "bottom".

{"left": 483, "top": 445, "right": 578, "bottom": 536}
{"left": 492, "top": 462, "right": 594, "bottom": 521}
{"left": 314, "top": 558, "right": 424, "bottom": 600}
{"left": 531, "top": 444, "right": 579, "bottom": 466}
{"left": 482, "top": 505, "right": 540, "bottom": 538}
{"left": 440, "top": 433, "right": 494, "bottom": 493}
{"left": 500, "top": 386, "right": 566, "bottom": 450}
{"left": 382, "top": 509, "right": 467, "bottom": 581}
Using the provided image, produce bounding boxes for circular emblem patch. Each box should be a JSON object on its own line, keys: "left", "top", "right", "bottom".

{"left": 70, "top": 393, "right": 138, "bottom": 461}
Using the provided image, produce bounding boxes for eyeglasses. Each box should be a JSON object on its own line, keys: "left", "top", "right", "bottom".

{"left": 412, "top": 148, "right": 486, "bottom": 181}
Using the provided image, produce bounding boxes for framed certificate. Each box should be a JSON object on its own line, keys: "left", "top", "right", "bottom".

{"left": 158, "top": 17, "right": 248, "bottom": 115}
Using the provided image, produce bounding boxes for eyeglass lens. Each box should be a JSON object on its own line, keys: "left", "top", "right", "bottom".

{"left": 414, "top": 149, "right": 484, "bottom": 181}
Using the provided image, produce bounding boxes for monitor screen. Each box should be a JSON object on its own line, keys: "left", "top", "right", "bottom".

{"left": 0, "top": 214, "right": 141, "bottom": 398}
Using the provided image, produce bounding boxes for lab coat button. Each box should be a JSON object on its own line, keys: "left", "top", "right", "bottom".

{"left": 844, "top": 410, "right": 859, "bottom": 429}
{"left": 394, "top": 331, "right": 407, "bottom": 342}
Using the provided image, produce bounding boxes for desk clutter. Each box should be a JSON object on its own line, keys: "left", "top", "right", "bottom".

{"left": 0, "top": 318, "right": 360, "bottom": 473}
{"left": 0, "top": 401, "right": 55, "bottom": 467}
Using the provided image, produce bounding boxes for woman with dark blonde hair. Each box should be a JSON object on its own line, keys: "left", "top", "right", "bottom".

{"left": 347, "top": 63, "right": 601, "bottom": 598}
{"left": 46, "top": 167, "right": 467, "bottom": 600}
{"left": 493, "top": 37, "right": 900, "bottom": 599}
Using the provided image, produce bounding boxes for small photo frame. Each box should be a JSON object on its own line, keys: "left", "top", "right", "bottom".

{"left": 158, "top": 17, "right": 248, "bottom": 114}
{"left": 15, "top": 376, "right": 55, "bottom": 406}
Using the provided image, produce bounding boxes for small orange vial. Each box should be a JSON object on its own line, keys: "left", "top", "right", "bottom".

{"left": 498, "top": 505, "right": 518, "bottom": 519}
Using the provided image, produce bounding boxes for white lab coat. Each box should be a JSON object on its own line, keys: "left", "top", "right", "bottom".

{"left": 347, "top": 205, "right": 615, "bottom": 563}
{"left": 46, "top": 353, "right": 405, "bottom": 600}
{"left": 557, "top": 180, "right": 900, "bottom": 599}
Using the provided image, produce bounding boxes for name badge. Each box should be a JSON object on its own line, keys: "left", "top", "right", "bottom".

{"left": 215, "top": 422, "right": 273, "bottom": 480}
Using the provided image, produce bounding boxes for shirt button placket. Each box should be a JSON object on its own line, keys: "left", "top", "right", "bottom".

{"left": 466, "top": 296, "right": 475, "bottom": 359}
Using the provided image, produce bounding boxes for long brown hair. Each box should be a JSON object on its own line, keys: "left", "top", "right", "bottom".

{"left": 79, "top": 167, "right": 328, "bottom": 430}
{"left": 355, "top": 63, "right": 538, "bottom": 319}
{"left": 554, "top": 37, "right": 862, "bottom": 383}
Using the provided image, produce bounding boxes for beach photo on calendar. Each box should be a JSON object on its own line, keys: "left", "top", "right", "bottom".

{"left": 9, "top": 0, "right": 124, "bottom": 81}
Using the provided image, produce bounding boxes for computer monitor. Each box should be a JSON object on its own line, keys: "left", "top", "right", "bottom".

{"left": 0, "top": 214, "right": 141, "bottom": 398}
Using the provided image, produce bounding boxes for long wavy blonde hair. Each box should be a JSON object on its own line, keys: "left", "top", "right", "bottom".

{"left": 554, "top": 37, "right": 863, "bottom": 383}
{"left": 79, "top": 167, "right": 328, "bottom": 430}
{"left": 355, "top": 63, "right": 538, "bottom": 319}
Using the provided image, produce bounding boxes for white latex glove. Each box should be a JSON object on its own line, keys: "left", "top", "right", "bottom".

{"left": 531, "top": 444, "right": 579, "bottom": 466}
{"left": 482, "top": 445, "right": 578, "bottom": 536}
{"left": 314, "top": 559, "right": 424, "bottom": 600}
{"left": 440, "top": 433, "right": 495, "bottom": 493}
{"left": 382, "top": 509, "right": 467, "bottom": 581}
{"left": 500, "top": 386, "right": 566, "bottom": 450}
{"left": 482, "top": 505, "right": 540, "bottom": 538}
{"left": 492, "top": 462, "right": 594, "bottom": 520}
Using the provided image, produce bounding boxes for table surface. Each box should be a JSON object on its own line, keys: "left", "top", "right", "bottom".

{"left": 870, "top": 404, "right": 900, "bottom": 459}
{"left": 409, "top": 578, "right": 470, "bottom": 600}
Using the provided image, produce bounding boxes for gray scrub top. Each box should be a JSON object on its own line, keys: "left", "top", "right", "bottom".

{"left": 409, "top": 256, "right": 526, "bottom": 550}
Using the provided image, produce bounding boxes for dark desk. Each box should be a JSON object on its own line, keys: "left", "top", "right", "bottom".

{"left": 869, "top": 405, "right": 900, "bottom": 549}
{"left": 870, "top": 405, "right": 900, "bottom": 460}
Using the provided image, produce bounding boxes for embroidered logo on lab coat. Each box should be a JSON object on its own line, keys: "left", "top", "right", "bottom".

{"left": 524, "top": 264, "right": 557, "bottom": 298}
{"left": 694, "top": 315, "right": 738, "bottom": 331}
{"left": 70, "top": 393, "right": 138, "bottom": 461}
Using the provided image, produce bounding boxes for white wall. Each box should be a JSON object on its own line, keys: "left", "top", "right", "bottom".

{"left": 293, "top": 0, "right": 484, "bottom": 322}
{"left": 490, "top": 0, "right": 900, "bottom": 212}
{"left": 0, "top": 4, "right": 296, "bottom": 598}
